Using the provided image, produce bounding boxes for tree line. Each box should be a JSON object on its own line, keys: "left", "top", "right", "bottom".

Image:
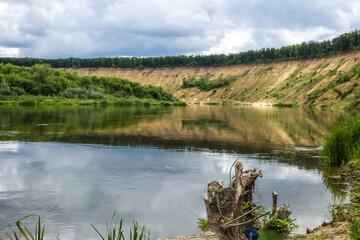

{"left": 0, "top": 30, "right": 359, "bottom": 69}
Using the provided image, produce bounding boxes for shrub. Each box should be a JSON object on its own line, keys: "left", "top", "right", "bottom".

{"left": 0, "top": 63, "right": 180, "bottom": 103}
{"left": 322, "top": 116, "right": 360, "bottom": 165}
{"left": 328, "top": 204, "right": 348, "bottom": 220}
{"left": 61, "top": 87, "right": 107, "bottom": 99}
{"left": 0, "top": 80, "right": 12, "bottom": 95}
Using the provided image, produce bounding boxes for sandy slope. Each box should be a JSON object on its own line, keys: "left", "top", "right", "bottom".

{"left": 67, "top": 51, "right": 360, "bottom": 108}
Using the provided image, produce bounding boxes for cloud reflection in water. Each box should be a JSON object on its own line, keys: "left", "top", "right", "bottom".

{"left": 0, "top": 142, "right": 342, "bottom": 239}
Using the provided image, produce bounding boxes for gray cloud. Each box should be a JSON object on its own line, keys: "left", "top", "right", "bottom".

{"left": 0, "top": 0, "right": 359, "bottom": 58}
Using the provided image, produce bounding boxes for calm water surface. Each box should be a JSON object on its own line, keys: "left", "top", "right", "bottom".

{"left": 0, "top": 106, "right": 348, "bottom": 239}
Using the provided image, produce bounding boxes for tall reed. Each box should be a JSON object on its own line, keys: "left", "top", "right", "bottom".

{"left": 92, "top": 212, "right": 150, "bottom": 240}
{"left": 322, "top": 116, "right": 360, "bottom": 165}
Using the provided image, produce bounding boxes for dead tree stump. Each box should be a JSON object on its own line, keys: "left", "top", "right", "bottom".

{"left": 203, "top": 161, "right": 264, "bottom": 240}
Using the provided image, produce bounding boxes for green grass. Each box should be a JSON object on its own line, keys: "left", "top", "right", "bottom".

{"left": 0, "top": 95, "right": 186, "bottom": 107}
{"left": 321, "top": 116, "right": 360, "bottom": 165}
{"left": 92, "top": 213, "right": 150, "bottom": 240}
{"left": 1, "top": 214, "right": 150, "bottom": 240}
{"left": 349, "top": 218, "right": 360, "bottom": 240}
{"left": 307, "top": 67, "right": 359, "bottom": 102}
{"left": 1, "top": 216, "right": 45, "bottom": 240}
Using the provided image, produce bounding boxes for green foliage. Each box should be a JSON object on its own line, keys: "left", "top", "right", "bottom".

{"left": 92, "top": 213, "right": 150, "bottom": 240}
{"left": 349, "top": 218, "right": 360, "bottom": 240}
{"left": 0, "top": 80, "right": 12, "bottom": 95}
{"left": 214, "top": 187, "right": 224, "bottom": 193}
{"left": 242, "top": 201, "right": 250, "bottom": 210}
{"left": 322, "top": 116, "right": 360, "bottom": 165}
{"left": 1, "top": 30, "right": 360, "bottom": 68}
{"left": 349, "top": 182, "right": 360, "bottom": 214}
{"left": 263, "top": 213, "right": 299, "bottom": 234}
{"left": 258, "top": 228, "right": 284, "bottom": 240}
{"left": 61, "top": 87, "right": 108, "bottom": 99}
{"left": 197, "top": 218, "right": 208, "bottom": 232}
{"left": 328, "top": 204, "right": 348, "bottom": 220}
{"left": 182, "top": 76, "right": 237, "bottom": 91}
{"left": 0, "top": 63, "right": 181, "bottom": 105}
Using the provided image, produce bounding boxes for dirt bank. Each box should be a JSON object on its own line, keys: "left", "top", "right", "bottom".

{"left": 67, "top": 51, "right": 360, "bottom": 108}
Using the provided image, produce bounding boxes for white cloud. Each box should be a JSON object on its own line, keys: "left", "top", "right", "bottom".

{"left": 203, "top": 28, "right": 254, "bottom": 54}
{"left": 0, "top": 0, "right": 359, "bottom": 58}
{"left": 0, "top": 47, "right": 20, "bottom": 56}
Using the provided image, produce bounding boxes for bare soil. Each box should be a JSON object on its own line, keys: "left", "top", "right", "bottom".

{"left": 291, "top": 220, "right": 350, "bottom": 240}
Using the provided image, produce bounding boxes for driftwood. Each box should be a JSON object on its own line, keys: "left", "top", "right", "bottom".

{"left": 203, "top": 161, "right": 264, "bottom": 240}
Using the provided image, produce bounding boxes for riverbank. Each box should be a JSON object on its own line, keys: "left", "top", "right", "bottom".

{"left": 68, "top": 51, "right": 360, "bottom": 110}
{"left": 0, "top": 95, "right": 186, "bottom": 107}
{"left": 291, "top": 163, "right": 360, "bottom": 240}
{"left": 158, "top": 164, "right": 358, "bottom": 240}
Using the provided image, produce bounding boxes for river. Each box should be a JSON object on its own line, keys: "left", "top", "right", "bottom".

{"left": 0, "top": 105, "right": 348, "bottom": 239}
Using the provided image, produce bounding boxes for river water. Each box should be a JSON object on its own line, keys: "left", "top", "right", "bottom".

{"left": 0, "top": 105, "right": 348, "bottom": 239}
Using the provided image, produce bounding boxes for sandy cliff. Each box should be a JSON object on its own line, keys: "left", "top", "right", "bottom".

{"left": 67, "top": 51, "right": 360, "bottom": 108}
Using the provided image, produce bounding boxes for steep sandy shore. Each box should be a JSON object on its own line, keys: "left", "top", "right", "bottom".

{"left": 67, "top": 51, "right": 360, "bottom": 108}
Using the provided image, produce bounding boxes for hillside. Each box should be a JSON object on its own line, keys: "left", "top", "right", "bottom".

{"left": 67, "top": 51, "right": 360, "bottom": 109}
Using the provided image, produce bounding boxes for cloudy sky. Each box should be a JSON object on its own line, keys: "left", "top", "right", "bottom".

{"left": 0, "top": 0, "right": 359, "bottom": 58}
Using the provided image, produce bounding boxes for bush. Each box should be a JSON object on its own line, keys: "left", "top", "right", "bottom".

{"left": 0, "top": 63, "right": 181, "bottom": 103}
{"left": 61, "top": 87, "right": 107, "bottom": 99}
{"left": 263, "top": 213, "right": 299, "bottom": 234}
{"left": 328, "top": 204, "right": 348, "bottom": 220}
{"left": 0, "top": 80, "right": 12, "bottom": 95}
{"left": 322, "top": 116, "right": 360, "bottom": 165}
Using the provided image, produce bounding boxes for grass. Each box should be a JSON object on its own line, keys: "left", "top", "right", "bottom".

{"left": 0, "top": 95, "right": 186, "bottom": 107}
{"left": 1, "top": 214, "right": 150, "bottom": 240}
{"left": 307, "top": 67, "right": 359, "bottom": 103}
{"left": 320, "top": 114, "right": 360, "bottom": 239}
{"left": 92, "top": 213, "right": 150, "bottom": 240}
{"left": 321, "top": 115, "right": 360, "bottom": 165}
{"left": 349, "top": 218, "right": 360, "bottom": 240}
{"left": 1, "top": 216, "right": 45, "bottom": 240}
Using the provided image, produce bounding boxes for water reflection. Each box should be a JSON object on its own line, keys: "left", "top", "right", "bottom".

{"left": 0, "top": 105, "right": 345, "bottom": 150}
{"left": 0, "top": 106, "right": 349, "bottom": 239}
{"left": 0, "top": 141, "right": 346, "bottom": 240}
